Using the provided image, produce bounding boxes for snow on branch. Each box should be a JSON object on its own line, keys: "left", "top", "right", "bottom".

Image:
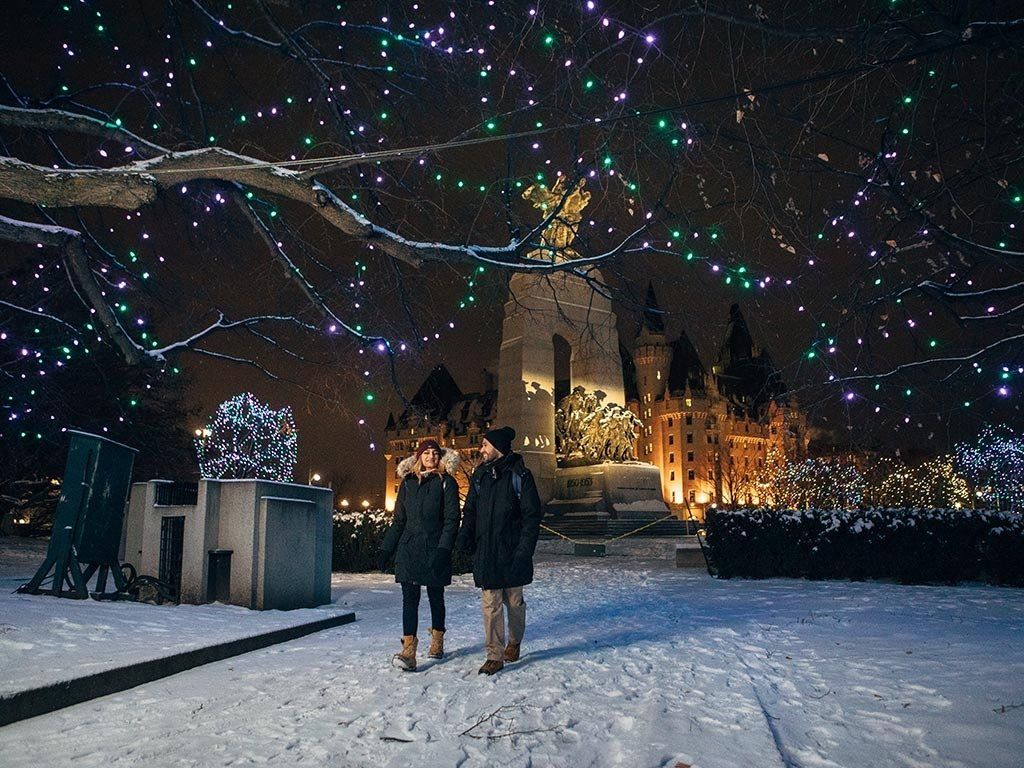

{"left": 0, "top": 105, "right": 165, "bottom": 159}
{"left": 0, "top": 142, "right": 646, "bottom": 272}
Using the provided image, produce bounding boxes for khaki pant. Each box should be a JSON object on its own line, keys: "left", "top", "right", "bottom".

{"left": 480, "top": 587, "right": 525, "bottom": 661}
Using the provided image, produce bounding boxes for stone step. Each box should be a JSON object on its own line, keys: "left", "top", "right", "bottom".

{"left": 676, "top": 538, "right": 708, "bottom": 569}
{"left": 540, "top": 517, "right": 700, "bottom": 539}
{"left": 606, "top": 518, "right": 699, "bottom": 537}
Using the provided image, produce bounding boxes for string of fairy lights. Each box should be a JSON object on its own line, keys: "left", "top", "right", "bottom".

{"left": 1, "top": 1, "right": 1020, "bottom": 462}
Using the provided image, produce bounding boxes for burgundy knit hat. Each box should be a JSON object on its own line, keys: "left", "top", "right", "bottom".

{"left": 415, "top": 439, "right": 442, "bottom": 461}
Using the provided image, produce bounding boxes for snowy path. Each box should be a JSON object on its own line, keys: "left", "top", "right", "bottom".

{"left": 2, "top": 549, "right": 1023, "bottom": 767}
{"left": 0, "top": 539, "right": 353, "bottom": 697}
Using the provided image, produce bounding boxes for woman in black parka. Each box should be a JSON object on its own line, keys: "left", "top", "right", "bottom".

{"left": 379, "top": 439, "right": 460, "bottom": 671}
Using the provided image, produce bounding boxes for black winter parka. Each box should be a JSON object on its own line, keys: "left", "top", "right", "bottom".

{"left": 456, "top": 453, "right": 543, "bottom": 589}
{"left": 381, "top": 471, "right": 460, "bottom": 586}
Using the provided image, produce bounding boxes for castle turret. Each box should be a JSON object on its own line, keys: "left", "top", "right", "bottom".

{"left": 631, "top": 284, "right": 672, "bottom": 483}
{"left": 667, "top": 330, "right": 706, "bottom": 397}
{"left": 720, "top": 303, "right": 754, "bottom": 364}
{"left": 633, "top": 283, "right": 672, "bottom": 403}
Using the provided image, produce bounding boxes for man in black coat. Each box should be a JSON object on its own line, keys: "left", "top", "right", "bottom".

{"left": 456, "top": 426, "right": 544, "bottom": 675}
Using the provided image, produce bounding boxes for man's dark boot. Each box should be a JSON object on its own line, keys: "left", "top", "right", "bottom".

{"left": 504, "top": 642, "right": 521, "bottom": 663}
{"left": 478, "top": 659, "right": 504, "bottom": 675}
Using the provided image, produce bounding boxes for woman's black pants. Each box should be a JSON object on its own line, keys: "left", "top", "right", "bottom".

{"left": 401, "top": 582, "right": 445, "bottom": 636}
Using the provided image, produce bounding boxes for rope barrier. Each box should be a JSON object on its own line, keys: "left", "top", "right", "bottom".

{"left": 540, "top": 513, "right": 687, "bottom": 546}
{"left": 604, "top": 514, "right": 680, "bottom": 543}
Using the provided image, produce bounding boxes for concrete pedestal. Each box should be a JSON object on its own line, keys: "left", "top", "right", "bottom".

{"left": 497, "top": 271, "right": 624, "bottom": 501}
{"left": 124, "top": 479, "right": 333, "bottom": 610}
{"left": 547, "top": 462, "right": 668, "bottom": 519}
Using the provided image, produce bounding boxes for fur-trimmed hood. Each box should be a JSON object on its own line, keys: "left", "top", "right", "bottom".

{"left": 396, "top": 447, "right": 461, "bottom": 479}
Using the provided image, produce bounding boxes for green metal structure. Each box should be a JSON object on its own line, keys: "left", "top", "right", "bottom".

{"left": 19, "top": 431, "right": 138, "bottom": 599}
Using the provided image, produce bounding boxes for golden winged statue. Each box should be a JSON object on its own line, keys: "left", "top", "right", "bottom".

{"left": 522, "top": 177, "right": 590, "bottom": 262}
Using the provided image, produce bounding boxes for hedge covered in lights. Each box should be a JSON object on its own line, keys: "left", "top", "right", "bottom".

{"left": 705, "top": 507, "right": 1024, "bottom": 586}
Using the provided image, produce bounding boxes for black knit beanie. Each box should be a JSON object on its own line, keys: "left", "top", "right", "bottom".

{"left": 483, "top": 426, "right": 515, "bottom": 456}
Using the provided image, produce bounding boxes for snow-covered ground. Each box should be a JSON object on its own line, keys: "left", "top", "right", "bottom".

{"left": 0, "top": 538, "right": 354, "bottom": 696}
{"left": 1, "top": 537, "right": 1023, "bottom": 767}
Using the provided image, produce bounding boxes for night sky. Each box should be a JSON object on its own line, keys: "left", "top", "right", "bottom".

{"left": 2, "top": 1, "right": 1021, "bottom": 499}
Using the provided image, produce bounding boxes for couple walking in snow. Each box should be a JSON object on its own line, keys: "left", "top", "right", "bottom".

{"left": 379, "top": 426, "right": 544, "bottom": 675}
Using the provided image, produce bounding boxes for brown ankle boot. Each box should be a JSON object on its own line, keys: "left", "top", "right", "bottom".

{"left": 392, "top": 635, "right": 417, "bottom": 671}
{"left": 428, "top": 628, "right": 445, "bottom": 659}
{"left": 504, "top": 642, "right": 521, "bottom": 663}
{"left": 478, "top": 659, "right": 504, "bottom": 675}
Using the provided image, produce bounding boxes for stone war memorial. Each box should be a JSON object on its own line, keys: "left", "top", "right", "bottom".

{"left": 384, "top": 178, "right": 808, "bottom": 528}
{"left": 497, "top": 178, "right": 676, "bottom": 535}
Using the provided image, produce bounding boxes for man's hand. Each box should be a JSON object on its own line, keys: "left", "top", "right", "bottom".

{"left": 454, "top": 535, "right": 474, "bottom": 558}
